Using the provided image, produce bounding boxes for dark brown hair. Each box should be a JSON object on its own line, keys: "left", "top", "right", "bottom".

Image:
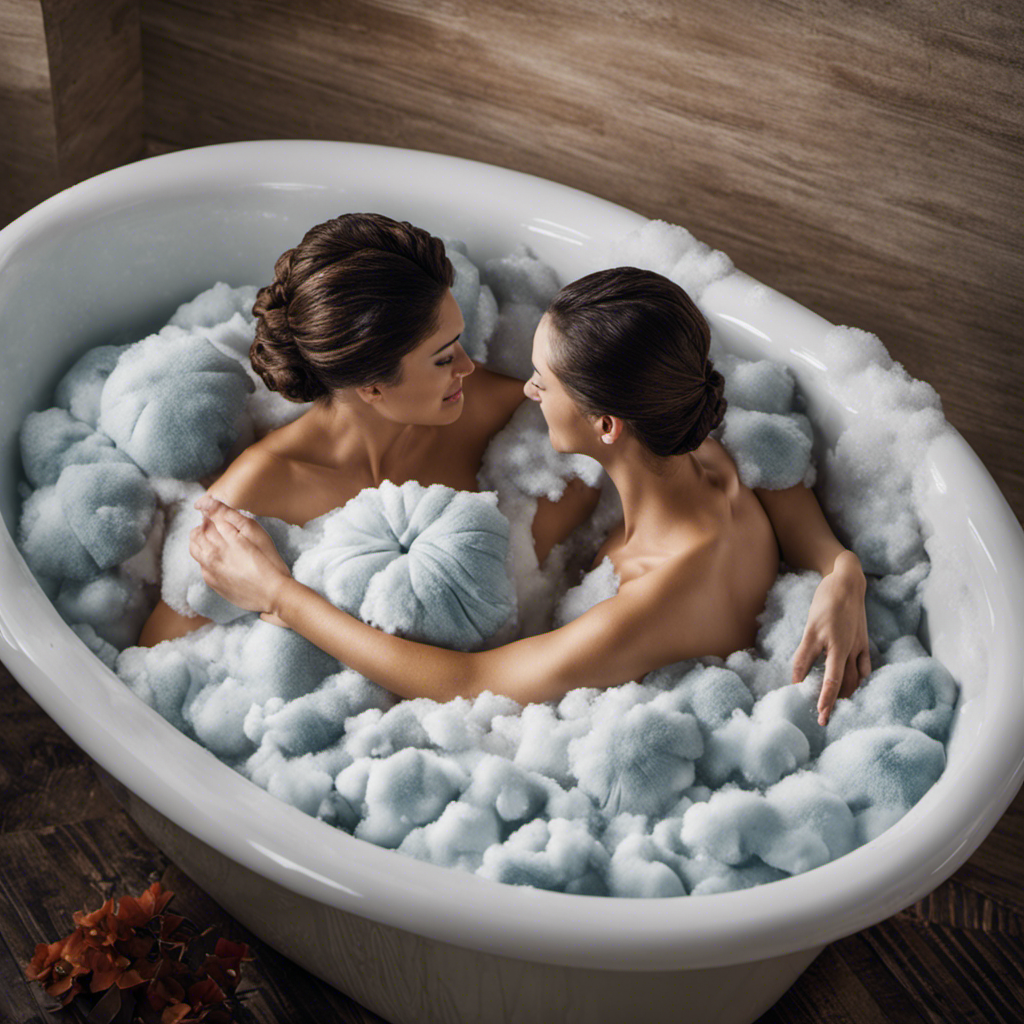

{"left": 250, "top": 213, "right": 454, "bottom": 402}
{"left": 545, "top": 267, "right": 726, "bottom": 457}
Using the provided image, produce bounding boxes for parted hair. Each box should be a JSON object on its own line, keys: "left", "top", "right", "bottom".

{"left": 250, "top": 213, "right": 454, "bottom": 402}
{"left": 545, "top": 267, "right": 726, "bottom": 458}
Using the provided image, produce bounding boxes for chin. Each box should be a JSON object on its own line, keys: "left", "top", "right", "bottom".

{"left": 439, "top": 398, "right": 464, "bottom": 422}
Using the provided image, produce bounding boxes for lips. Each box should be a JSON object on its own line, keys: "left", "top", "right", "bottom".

{"left": 442, "top": 386, "right": 463, "bottom": 403}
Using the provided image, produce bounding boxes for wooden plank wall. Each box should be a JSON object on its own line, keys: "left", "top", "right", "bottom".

{"left": 0, "top": 0, "right": 144, "bottom": 226}
{"left": 2, "top": 4, "right": 1023, "bottom": 1020}
{"left": 136, "top": 0, "right": 1024, "bottom": 522}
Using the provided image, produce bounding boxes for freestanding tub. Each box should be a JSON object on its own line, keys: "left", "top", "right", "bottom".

{"left": 1, "top": 141, "right": 1022, "bottom": 1024}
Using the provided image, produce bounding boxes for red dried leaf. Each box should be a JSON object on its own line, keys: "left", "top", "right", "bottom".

{"left": 84, "top": 944, "right": 130, "bottom": 992}
{"left": 116, "top": 894, "right": 153, "bottom": 930}
{"left": 61, "top": 928, "right": 89, "bottom": 962}
{"left": 188, "top": 977, "right": 225, "bottom": 1006}
{"left": 160, "top": 1004, "right": 193, "bottom": 1024}
{"left": 121, "top": 932, "right": 155, "bottom": 960}
{"left": 117, "top": 964, "right": 150, "bottom": 989}
{"left": 160, "top": 913, "right": 186, "bottom": 940}
{"left": 146, "top": 975, "right": 187, "bottom": 1010}
{"left": 139, "top": 882, "right": 175, "bottom": 919}
{"left": 73, "top": 898, "right": 115, "bottom": 930}
{"left": 45, "top": 971, "right": 78, "bottom": 998}
{"left": 47, "top": 976, "right": 84, "bottom": 1005}
{"left": 25, "top": 939, "right": 65, "bottom": 981}
{"left": 212, "top": 938, "right": 249, "bottom": 963}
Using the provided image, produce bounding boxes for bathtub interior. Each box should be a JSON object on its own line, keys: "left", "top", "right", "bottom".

{"left": 0, "top": 144, "right": 1021, "bottom": 970}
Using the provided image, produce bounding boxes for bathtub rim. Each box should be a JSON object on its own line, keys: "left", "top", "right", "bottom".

{"left": 0, "top": 139, "right": 1022, "bottom": 973}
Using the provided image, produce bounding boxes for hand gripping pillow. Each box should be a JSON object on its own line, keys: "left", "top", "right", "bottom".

{"left": 98, "top": 328, "right": 253, "bottom": 479}
{"left": 292, "top": 480, "right": 516, "bottom": 651}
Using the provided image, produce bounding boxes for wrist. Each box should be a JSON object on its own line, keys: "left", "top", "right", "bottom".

{"left": 829, "top": 549, "right": 865, "bottom": 587}
{"left": 268, "top": 573, "right": 300, "bottom": 621}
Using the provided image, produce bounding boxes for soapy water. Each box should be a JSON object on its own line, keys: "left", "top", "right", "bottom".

{"left": 17, "top": 222, "right": 962, "bottom": 897}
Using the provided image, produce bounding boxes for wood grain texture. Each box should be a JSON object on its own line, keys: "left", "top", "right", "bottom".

{"left": 0, "top": 665, "right": 380, "bottom": 1022}
{"left": 0, "top": 0, "right": 59, "bottom": 225}
{"left": 0, "top": 0, "right": 145, "bottom": 227}
{"left": 1, "top": 657, "right": 1022, "bottom": 1023}
{"left": 3, "top": 2, "right": 1023, "bottom": 1020}
{"left": 136, "top": 0, "right": 1024, "bottom": 524}
{"left": 39, "top": 0, "right": 146, "bottom": 186}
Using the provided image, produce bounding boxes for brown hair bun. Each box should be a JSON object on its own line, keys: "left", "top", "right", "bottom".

{"left": 546, "top": 267, "right": 728, "bottom": 457}
{"left": 250, "top": 213, "right": 454, "bottom": 403}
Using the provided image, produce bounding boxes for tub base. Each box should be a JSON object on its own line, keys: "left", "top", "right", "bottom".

{"left": 99, "top": 769, "right": 823, "bottom": 1024}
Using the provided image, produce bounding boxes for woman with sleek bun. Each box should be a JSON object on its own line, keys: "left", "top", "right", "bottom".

{"left": 190, "top": 265, "right": 870, "bottom": 724}
{"left": 140, "top": 212, "right": 589, "bottom": 644}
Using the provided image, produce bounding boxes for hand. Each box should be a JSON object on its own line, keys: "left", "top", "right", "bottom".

{"left": 189, "top": 496, "right": 292, "bottom": 626}
{"left": 792, "top": 551, "right": 871, "bottom": 727}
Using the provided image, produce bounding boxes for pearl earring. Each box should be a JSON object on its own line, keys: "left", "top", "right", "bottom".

{"left": 602, "top": 434, "right": 614, "bottom": 444}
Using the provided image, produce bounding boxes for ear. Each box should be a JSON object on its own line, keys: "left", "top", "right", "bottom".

{"left": 595, "top": 414, "right": 624, "bottom": 445}
{"left": 356, "top": 383, "right": 384, "bottom": 405}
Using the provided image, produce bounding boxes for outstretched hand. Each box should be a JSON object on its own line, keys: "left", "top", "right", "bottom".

{"left": 792, "top": 550, "right": 871, "bottom": 726}
{"left": 189, "top": 495, "right": 292, "bottom": 626}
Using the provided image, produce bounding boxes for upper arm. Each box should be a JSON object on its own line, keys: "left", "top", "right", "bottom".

{"left": 137, "top": 598, "right": 210, "bottom": 647}
{"left": 476, "top": 559, "right": 711, "bottom": 704}
{"left": 532, "top": 478, "right": 602, "bottom": 564}
{"left": 754, "top": 484, "right": 845, "bottom": 574}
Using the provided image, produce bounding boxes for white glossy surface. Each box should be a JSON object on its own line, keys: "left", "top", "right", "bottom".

{"left": 1, "top": 142, "right": 1023, "bottom": 977}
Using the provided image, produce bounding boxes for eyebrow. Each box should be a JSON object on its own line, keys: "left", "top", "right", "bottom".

{"left": 432, "top": 334, "right": 461, "bottom": 356}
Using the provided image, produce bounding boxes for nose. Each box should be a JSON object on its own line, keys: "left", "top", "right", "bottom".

{"left": 524, "top": 378, "right": 541, "bottom": 402}
{"left": 451, "top": 343, "right": 474, "bottom": 378}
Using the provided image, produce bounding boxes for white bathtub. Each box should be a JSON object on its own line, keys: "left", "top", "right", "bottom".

{"left": 1, "top": 141, "right": 1022, "bottom": 1024}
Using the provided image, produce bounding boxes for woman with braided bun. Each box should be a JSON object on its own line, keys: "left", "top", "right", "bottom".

{"left": 140, "top": 212, "right": 591, "bottom": 644}
{"left": 189, "top": 265, "right": 870, "bottom": 723}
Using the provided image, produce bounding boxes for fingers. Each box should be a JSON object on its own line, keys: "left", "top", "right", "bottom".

{"left": 791, "top": 631, "right": 820, "bottom": 685}
{"left": 195, "top": 493, "right": 229, "bottom": 515}
{"left": 858, "top": 648, "right": 872, "bottom": 680}
{"left": 817, "top": 645, "right": 844, "bottom": 726}
{"left": 839, "top": 656, "right": 861, "bottom": 699}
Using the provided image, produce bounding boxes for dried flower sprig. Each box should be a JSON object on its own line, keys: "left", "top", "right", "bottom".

{"left": 24, "top": 882, "right": 252, "bottom": 1024}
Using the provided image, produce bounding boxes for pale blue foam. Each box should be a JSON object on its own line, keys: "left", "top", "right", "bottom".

{"left": 18, "top": 237, "right": 960, "bottom": 898}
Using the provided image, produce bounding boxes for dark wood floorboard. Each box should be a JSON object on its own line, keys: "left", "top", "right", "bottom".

{"left": 1, "top": 659, "right": 1022, "bottom": 1024}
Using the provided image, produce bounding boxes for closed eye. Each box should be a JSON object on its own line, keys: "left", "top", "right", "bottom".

{"left": 433, "top": 335, "right": 462, "bottom": 365}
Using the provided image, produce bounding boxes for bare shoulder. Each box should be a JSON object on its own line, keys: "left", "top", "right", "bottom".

{"left": 696, "top": 436, "right": 740, "bottom": 478}
{"left": 463, "top": 365, "right": 527, "bottom": 427}
{"left": 207, "top": 443, "right": 293, "bottom": 516}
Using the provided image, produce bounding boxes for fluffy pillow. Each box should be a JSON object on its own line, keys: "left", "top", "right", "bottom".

{"left": 98, "top": 328, "right": 253, "bottom": 479}
{"left": 294, "top": 480, "right": 516, "bottom": 651}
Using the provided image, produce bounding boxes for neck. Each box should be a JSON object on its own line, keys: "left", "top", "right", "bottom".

{"left": 309, "top": 395, "right": 421, "bottom": 483}
{"left": 598, "top": 437, "right": 710, "bottom": 544}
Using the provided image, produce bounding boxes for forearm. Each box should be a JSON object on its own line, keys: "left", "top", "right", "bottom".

{"left": 270, "top": 576, "right": 638, "bottom": 706}
{"left": 137, "top": 599, "right": 210, "bottom": 647}
{"left": 272, "top": 577, "right": 487, "bottom": 701}
{"left": 756, "top": 484, "right": 860, "bottom": 577}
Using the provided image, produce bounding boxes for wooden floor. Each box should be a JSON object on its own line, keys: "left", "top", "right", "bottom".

{"left": 1, "top": 655, "right": 1022, "bottom": 1023}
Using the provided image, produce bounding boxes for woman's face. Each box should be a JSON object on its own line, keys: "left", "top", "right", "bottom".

{"left": 369, "top": 289, "right": 474, "bottom": 425}
{"left": 524, "top": 314, "right": 596, "bottom": 454}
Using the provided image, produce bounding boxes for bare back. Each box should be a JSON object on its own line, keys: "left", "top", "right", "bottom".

{"left": 592, "top": 437, "right": 779, "bottom": 660}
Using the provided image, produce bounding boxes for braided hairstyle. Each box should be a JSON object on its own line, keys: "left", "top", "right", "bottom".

{"left": 250, "top": 213, "right": 454, "bottom": 403}
{"left": 545, "top": 267, "right": 726, "bottom": 458}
